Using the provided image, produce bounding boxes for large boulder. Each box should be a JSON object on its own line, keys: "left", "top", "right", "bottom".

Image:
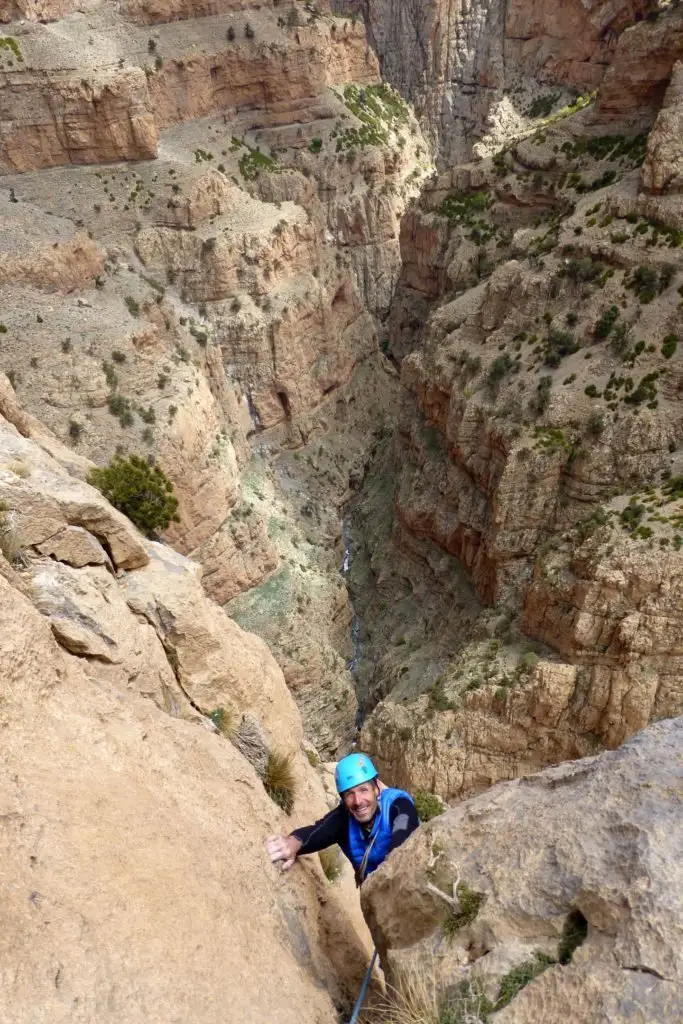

{"left": 362, "top": 718, "right": 683, "bottom": 1023}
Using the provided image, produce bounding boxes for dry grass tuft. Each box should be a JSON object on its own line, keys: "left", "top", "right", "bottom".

{"left": 263, "top": 750, "right": 296, "bottom": 814}
{"left": 232, "top": 713, "right": 269, "bottom": 776}
{"left": 208, "top": 706, "right": 236, "bottom": 737}
{"left": 365, "top": 966, "right": 491, "bottom": 1024}
{"left": 0, "top": 503, "right": 21, "bottom": 565}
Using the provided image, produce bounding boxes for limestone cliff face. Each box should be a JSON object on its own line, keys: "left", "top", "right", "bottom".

{"left": 353, "top": 2, "right": 683, "bottom": 799}
{"left": 337, "top": 0, "right": 654, "bottom": 162}
{"left": 0, "top": 408, "right": 372, "bottom": 1023}
{"left": 362, "top": 718, "right": 683, "bottom": 1024}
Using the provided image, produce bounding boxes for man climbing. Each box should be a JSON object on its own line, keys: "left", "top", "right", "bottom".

{"left": 266, "top": 753, "right": 419, "bottom": 885}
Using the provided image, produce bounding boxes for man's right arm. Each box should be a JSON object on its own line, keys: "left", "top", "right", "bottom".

{"left": 290, "top": 804, "right": 346, "bottom": 854}
{"left": 266, "top": 804, "right": 346, "bottom": 870}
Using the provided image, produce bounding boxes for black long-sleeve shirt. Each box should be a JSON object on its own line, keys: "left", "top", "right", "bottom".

{"left": 290, "top": 797, "right": 419, "bottom": 860}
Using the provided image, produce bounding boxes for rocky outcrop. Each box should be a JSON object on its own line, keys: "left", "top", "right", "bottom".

{"left": 0, "top": 0, "right": 96, "bottom": 21}
{"left": 642, "top": 59, "right": 683, "bottom": 194}
{"left": 362, "top": 717, "right": 683, "bottom": 1023}
{"left": 592, "top": 4, "right": 683, "bottom": 129}
{"left": 505, "top": 0, "right": 653, "bottom": 89}
{"left": 0, "top": 409, "right": 373, "bottom": 1022}
{"left": 0, "top": 0, "right": 430, "bottom": 756}
{"left": 0, "top": 228, "right": 103, "bottom": 293}
{"left": 351, "top": 30, "right": 683, "bottom": 796}
{"left": 0, "top": 13, "right": 375, "bottom": 174}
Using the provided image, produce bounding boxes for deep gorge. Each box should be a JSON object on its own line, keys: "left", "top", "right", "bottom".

{"left": 0, "top": 0, "right": 681, "bottom": 1021}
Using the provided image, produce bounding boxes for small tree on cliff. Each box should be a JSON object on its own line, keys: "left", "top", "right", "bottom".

{"left": 88, "top": 455, "right": 180, "bottom": 537}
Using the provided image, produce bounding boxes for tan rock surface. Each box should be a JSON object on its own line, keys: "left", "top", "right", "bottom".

{"left": 0, "top": 567, "right": 371, "bottom": 1024}
{"left": 362, "top": 717, "right": 683, "bottom": 1023}
{"left": 0, "top": 0, "right": 97, "bottom": 22}
{"left": 0, "top": 225, "right": 103, "bottom": 294}
{"left": 0, "top": 415, "right": 148, "bottom": 571}
{"left": 35, "top": 524, "right": 109, "bottom": 567}
{"left": 0, "top": 410, "right": 375, "bottom": 1020}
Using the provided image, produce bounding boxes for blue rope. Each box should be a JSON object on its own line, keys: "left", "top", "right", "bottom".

{"left": 348, "top": 948, "right": 378, "bottom": 1024}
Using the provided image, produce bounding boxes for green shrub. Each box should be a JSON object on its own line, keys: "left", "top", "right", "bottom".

{"left": 414, "top": 790, "right": 444, "bottom": 822}
{"left": 106, "top": 392, "right": 134, "bottom": 427}
{"left": 439, "top": 190, "right": 493, "bottom": 224}
{"left": 586, "top": 411, "right": 604, "bottom": 436}
{"left": 0, "top": 36, "right": 24, "bottom": 62}
{"left": 87, "top": 455, "right": 180, "bottom": 536}
{"left": 610, "top": 321, "right": 633, "bottom": 358}
{"left": 662, "top": 334, "right": 678, "bottom": 359}
{"left": 527, "top": 94, "right": 559, "bottom": 118}
{"left": 124, "top": 296, "right": 140, "bottom": 317}
{"left": 562, "top": 256, "right": 605, "bottom": 284}
{"left": 487, "top": 353, "right": 516, "bottom": 389}
{"left": 263, "top": 751, "right": 296, "bottom": 813}
{"left": 443, "top": 883, "right": 486, "bottom": 937}
{"left": 593, "top": 305, "right": 619, "bottom": 340}
{"left": 624, "top": 371, "right": 658, "bottom": 406}
{"left": 494, "top": 952, "right": 555, "bottom": 1011}
{"left": 238, "top": 145, "right": 278, "bottom": 181}
{"left": 627, "top": 264, "right": 658, "bottom": 303}
{"left": 68, "top": 419, "right": 83, "bottom": 443}
{"left": 659, "top": 263, "right": 676, "bottom": 292}
{"left": 544, "top": 328, "right": 578, "bottom": 367}
{"left": 531, "top": 376, "right": 552, "bottom": 416}
{"left": 620, "top": 500, "right": 645, "bottom": 532}
{"left": 429, "top": 679, "right": 457, "bottom": 712}
{"left": 308, "top": 137, "right": 323, "bottom": 154}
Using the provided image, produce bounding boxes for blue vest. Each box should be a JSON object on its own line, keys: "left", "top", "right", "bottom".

{"left": 340, "top": 787, "right": 416, "bottom": 880}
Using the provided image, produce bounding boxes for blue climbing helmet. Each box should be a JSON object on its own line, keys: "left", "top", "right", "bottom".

{"left": 335, "top": 752, "right": 378, "bottom": 795}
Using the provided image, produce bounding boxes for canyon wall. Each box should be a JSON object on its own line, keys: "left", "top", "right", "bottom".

{"left": 335, "top": 0, "right": 656, "bottom": 162}
{"left": 352, "top": 2, "right": 683, "bottom": 800}
{"left": 0, "top": 0, "right": 431, "bottom": 754}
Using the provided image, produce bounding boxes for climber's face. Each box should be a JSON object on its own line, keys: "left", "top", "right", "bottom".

{"left": 342, "top": 780, "right": 379, "bottom": 824}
